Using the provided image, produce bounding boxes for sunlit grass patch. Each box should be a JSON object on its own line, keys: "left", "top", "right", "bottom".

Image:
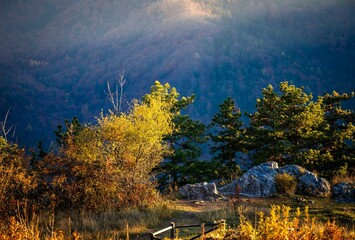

{"left": 332, "top": 174, "right": 355, "bottom": 185}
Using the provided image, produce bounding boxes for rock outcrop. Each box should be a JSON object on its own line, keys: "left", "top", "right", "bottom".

{"left": 179, "top": 162, "right": 333, "bottom": 199}
{"left": 332, "top": 182, "right": 355, "bottom": 203}
{"left": 178, "top": 182, "right": 222, "bottom": 200}
{"left": 218, "top": 162, "right": 331, "bottom": 197}
{"left": 278, "top": 164, "right": 305, "bottom": 178}
{"left": 297, "top": 171, "right": 331, "bottom": 197}
{"left": 218, "top": 162, "right": 278, "bottom": 197}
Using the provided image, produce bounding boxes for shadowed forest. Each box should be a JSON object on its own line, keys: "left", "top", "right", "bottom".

{"left": 1, "top": 0, "right": 355, "bottom": 147}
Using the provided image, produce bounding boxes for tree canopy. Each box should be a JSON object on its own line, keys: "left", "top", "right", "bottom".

{"left": 1, "top": 80, "right": 354, "bottom": 214}
{"left": 210, "top": 97, "right": 244, "bottom": 179}
{"left": 247, "top": 82, "right": 354, "bottom": 177}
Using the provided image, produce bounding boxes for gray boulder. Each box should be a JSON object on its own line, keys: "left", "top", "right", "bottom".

{"left": 179, "top": 182, "right": 221, "bottom": 200}
{"left": 219, "top": 162, "right": 279, "bottom": 197}
{"left": 297, "top": 172, "right": 331, "bottom": 197}
{"left": 217, "top": 161, "right": 331, "bottom": 198}
{"left": 332, "top": 182, "right": 355, "bottom": 203}
{"left": 278, "top": 164, "right": 305, "bottom": 178}
{"left": 217, "top": 180, "right": 239, "bottom": 197}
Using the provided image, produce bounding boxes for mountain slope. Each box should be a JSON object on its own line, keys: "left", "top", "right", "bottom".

{"left": 0, "top": 0, "right": 354, "bottom": 147}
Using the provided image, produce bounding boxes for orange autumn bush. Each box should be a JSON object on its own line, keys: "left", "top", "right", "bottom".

{"left": 0, "top": 137, "right": 36, "bottom": 218}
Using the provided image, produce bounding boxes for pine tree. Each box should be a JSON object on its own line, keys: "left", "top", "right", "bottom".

{"left": 54, "top": 116, "right": 82, "bottom": 146}
{"left": 160, "top": 114, "right": 208, "bottom": 187}
{"left": 143, "top": 81, "right": 210, "bottom": 188}
{"left": 247, "top": 82, "right": 324, "bottom": 166}
{"left": 210, "top": 97, "right": 244, "bottom": 179}
{"left": 316, "top": 91, "right": 355, "bottom": 176}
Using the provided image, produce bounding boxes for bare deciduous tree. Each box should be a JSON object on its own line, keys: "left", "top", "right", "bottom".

{"left": 0, "top": 108, "right": 15, "bottom": 141}
{"left": 105, "top": 70, "right": 127, "bottom": 115}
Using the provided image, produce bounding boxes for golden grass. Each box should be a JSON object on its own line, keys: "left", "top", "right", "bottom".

{"left": 222, "top": 205, "right": 355, "bottom": 240}
{"left": 332, "top": 174, "right": 355, "bottom": 185}
{"left": 0, "top": 198, "right": 354, "bottom": 239}
{"left": 0, "top": 202, "right": 173, "bottom": 239}
{"left": 163, "top": 197, "right": 355, "bottom": 239}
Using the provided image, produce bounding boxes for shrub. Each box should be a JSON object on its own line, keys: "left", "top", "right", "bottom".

{"left": 321, "top": 220, "right": 345, "bottom": 240}
{"left": 0, "top": 137, "right": 36, "bottom": 217}
{"left": 332, "top": 174, "right": 355, "bottom": 185}
{"left": 34, "top": 97, "right": 174, "bottom": 212}
{"left": 275, "top": 173, "right": 297, "bottom": 196}
{"left": 225, "top": 205, "right": 348, "bottom": 240}
{"left": 36, "top": 152, "right": 120, "bottom": 211}
{"left": 0, "top": 217, "right": 40, "bottom": 240}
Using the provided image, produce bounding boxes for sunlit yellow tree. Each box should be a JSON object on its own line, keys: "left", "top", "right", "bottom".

{"left": 37, "top": 97, "right": 174, "bottom": 210}
{"left": 99, "top": 97, "right": 174, "bottom": 206}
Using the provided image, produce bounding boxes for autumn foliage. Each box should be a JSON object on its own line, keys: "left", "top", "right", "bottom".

{"left": 0, "top": 137, "right": 36, "bottom": 218}
{"left": 224, "top": 205, "right": 350, "bottom": 240}
{"left": 34, "top": 97, "right": 174, "bottom": 211}
{"left": 0, "top": 81, "right": 354, "bottom": 239}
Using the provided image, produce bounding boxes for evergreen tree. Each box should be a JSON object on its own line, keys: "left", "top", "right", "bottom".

{"left": 54, "top": 116, "right": 82, "bottom": 146}
{"left": 316, "top": 91, "right": 355, "bottom": 176}
{"left": 143, "top": 81, "right": 210, "bottom": 188}
{"left": 210, "top": 97, "right": 244, "bottom": 179}
{"left": 160, "top": 114, "right": 208, "bottom": 187}
{"left": 247, "top": 82, "right": 324, "bottom": 166}
{"left": 30, "top": 141, "right": 47, "bottom": 170}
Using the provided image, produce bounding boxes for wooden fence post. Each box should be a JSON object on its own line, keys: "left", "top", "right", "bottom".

{"left": 201, "top": 223, "right": 205, "bottom": 240}
{"left": 152, "top": 219, "right": 225, "bottom": 239}
{"left": 126, "top": 220, "right": 129, "bottom": 240}
{"left": 170, "top": 222, "right": 175, "bottom": 240}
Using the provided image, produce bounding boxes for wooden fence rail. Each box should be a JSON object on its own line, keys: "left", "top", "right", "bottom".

{"left": 150, "top": 219, "right": 225, "bottom": 240}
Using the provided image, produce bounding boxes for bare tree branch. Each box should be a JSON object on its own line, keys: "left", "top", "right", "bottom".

{"left": 0, "top": 108, "right": 15, "bottom": 141}
{"left": 105, "top": 70, "right": 127, "bottom": 115}
{"left": 105, "top": 81, "right": 119, "bottom": 114}
{"left": 118, "top": 70, "right": 126, "bottom": 113}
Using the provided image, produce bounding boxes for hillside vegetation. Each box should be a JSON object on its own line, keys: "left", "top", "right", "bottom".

{"left": 1, "top": 0, "right": 354, "bottom": 147}
{"left": 1, "top": 80, "right": 354, "bottom": 238}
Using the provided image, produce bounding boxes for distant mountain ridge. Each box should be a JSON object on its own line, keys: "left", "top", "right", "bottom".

{"left": 0, "top": 0, "right": 354, "bottom": 147}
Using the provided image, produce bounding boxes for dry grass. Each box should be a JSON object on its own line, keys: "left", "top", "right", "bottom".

{"left": 0, "top": 197, "right": 354, "bottom": 239}
{"left": 0, "top": 202, "right": 173, "bottom": 239}
{"left": 332, "top": 174, "right": 355, "bottom": 185}
{"left": 275, "top": 172, "right": 297, "bottom": 196}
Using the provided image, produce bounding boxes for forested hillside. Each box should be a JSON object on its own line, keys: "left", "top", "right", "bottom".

{"left": 0, "top": 0, "right": 354, "bottom": 147}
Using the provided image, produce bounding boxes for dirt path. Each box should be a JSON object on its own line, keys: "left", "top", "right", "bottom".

{"left": 148, "top": 200, "right": 230, "bottom": 239}
{"left": 169, "top": 200, "right": 230, "bottom": 223}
